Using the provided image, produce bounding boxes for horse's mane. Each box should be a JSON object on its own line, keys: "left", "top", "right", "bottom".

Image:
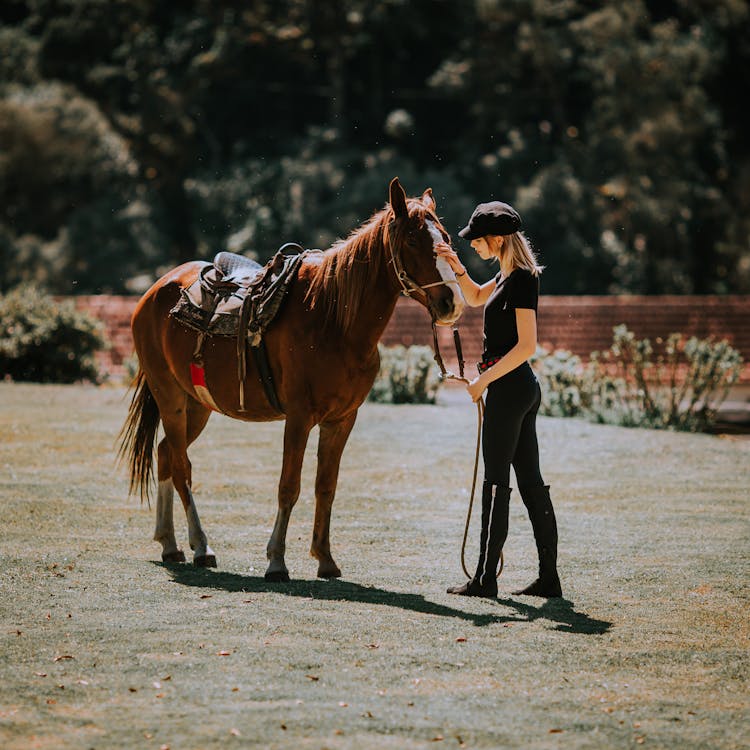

{"left": 303, "top": 204, "right": 396, "bottom": 334}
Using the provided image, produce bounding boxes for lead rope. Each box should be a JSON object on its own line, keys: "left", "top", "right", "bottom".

{"left": 432, "top": 323, "right": 503, "bottom": 580}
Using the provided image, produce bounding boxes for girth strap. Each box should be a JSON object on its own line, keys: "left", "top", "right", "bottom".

{"left": 249, "top": 339, "right": 284, "bottom": 414}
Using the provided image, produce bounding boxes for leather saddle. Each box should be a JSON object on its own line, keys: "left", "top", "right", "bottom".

{"left": 169, "top": 243, "right": 310, "bottom": 412}
{"left": 171, "top": 243, "right": 306, "bottom": 345}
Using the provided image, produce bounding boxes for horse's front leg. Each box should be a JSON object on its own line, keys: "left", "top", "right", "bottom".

{"left": 265, "top": 415, "right": 313, "bottom": 582}
{"left": 311, "top": 412, "right": 358, "bottom": 579}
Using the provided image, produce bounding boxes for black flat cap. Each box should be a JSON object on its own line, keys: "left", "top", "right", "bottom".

{"left": 458, "top": 201, "right": 521, "bottom": 239}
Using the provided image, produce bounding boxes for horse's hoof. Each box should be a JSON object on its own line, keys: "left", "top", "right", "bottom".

{"left": 194, "top": 554, "right": 217, "bottom": 568}
{"left": 162, "top": 550, "right": 186, "bottom": 563}
{"left": 264, "top": 570, "right": 290, "bottom": 582}
{"left": 317, "top": 565, "right": 342, "bottom": 579}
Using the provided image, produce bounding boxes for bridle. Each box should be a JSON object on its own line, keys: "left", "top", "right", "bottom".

{"left": 386, "top": 219, "right": 460, "bottom": 310}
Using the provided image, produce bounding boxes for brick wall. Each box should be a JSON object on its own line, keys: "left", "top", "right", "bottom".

{"left": 70, "top": 295, "right": 750, "bottom": 382}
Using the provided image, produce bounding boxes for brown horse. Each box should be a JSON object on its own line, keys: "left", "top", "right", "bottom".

{"left": 119, "top": 177, "right": 464, "bottom": 581}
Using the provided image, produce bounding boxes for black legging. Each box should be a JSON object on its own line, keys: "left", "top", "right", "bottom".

{"left": 482, "top": 362, "right": 544, "bottom": 488}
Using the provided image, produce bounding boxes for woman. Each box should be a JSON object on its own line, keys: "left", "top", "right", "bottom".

{"left": 436, "top": 201, "right": 562, "bottom": 598}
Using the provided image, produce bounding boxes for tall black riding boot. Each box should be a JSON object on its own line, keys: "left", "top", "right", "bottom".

{"left": 513, "top": 484, "right": 562, "bottom": 597}
{"left": 447, "top": 482, "right": 511, "bottom": 598}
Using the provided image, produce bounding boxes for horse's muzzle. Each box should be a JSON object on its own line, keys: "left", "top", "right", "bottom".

{"left": 431, "top": 292, "right": 464, "bottom": 326}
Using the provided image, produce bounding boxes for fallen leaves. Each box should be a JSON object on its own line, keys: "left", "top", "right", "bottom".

{"left": 305, "top": 674, "right": 319, "bottom": 681}
{"left": 218, "top": 650, "right": 232, "bottom": 656}
{"left": 53, "top": 654, "right": 74, "bottom": 662}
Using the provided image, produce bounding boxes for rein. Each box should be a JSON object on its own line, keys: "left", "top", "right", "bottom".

{"left": 431, "top": 322, "right": 503, "bottom": 581}
{"left": 386, "top": 216, "right": 502, "bottom": 581}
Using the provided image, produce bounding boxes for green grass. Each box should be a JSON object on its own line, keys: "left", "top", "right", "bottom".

{"left": 1, "top": 383, "right": 748, "bottom": 749}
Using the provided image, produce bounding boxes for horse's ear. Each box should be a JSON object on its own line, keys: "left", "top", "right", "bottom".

{"left": 421, "top": 188, "right": 436, "bottom": 211}
{"left": 389, "top": 177, "right": 408, "bottom": 218}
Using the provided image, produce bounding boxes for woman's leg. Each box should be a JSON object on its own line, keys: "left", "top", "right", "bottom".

{"left": 448, "top": 375, "right": 526, "bottom": 597}
{"left": 512, "top": 382, "right": 562, "bottom": 597}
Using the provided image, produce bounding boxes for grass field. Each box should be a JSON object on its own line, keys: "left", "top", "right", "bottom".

{"left": 1, "top": 382, "right": 748, "bottom": 749}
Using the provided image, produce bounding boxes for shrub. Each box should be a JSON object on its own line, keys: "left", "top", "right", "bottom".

{"left": 584, "top": 325, "right": 743, "bottom": 431}
{"left": 531, "top": 346, "right": 586, "bottom": 418}
{"left": 533, "top": 325, "right": 744, "bottom": 432}
{"left": 368, "top": 344, "right": 442, "bottom": 404}
{"left": 0, "top": 285, "right": 108, "bottom": 383}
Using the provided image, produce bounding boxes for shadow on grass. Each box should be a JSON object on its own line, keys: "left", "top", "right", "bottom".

{"left": 494, "top": 597, "right": 612, "bottom": 635}
{"left": 155, "top": 563, "right": 611, "bottom": 634}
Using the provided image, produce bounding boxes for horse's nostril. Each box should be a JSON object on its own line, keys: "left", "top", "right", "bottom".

{"left": 440, "top": 297, "right": 455, "bottom": 318}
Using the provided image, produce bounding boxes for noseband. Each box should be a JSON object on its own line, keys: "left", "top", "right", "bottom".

{"left": 387, "top": 220, "right": 460, "bottom": 309}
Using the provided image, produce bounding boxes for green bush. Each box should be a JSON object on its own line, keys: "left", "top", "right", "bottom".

{"left": 368, "top": 344, "right": 442, "bottom": 404}
{"left": 584, "top": 325, "right": 743, "bottom": 431}
{"left": 0, "top": 285, "right": 108, "bottom": 383}
{"left": 531, "top": 346, "right": 586, "bottom": 418}
{"left": 533, "top": 326, "right": 744, "bottom": 432}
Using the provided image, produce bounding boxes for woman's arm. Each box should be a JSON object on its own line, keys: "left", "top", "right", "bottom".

{"left": 467, "top": 308, "right": 537, "bottom": 400}
{"left": 435, "top": 242, "right": 495, "bottom": 307}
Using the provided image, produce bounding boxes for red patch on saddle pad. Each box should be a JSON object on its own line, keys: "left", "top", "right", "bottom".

{"left": 190, "top": 363, "right": 207, "bottom": 387}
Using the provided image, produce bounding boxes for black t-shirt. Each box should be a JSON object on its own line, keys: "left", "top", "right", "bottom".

{"left": 482, "top": 268, "right": 539, "bottom": 356}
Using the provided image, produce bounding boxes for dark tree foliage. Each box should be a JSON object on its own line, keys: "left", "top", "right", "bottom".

{"left": 0, "top": 0, "right": 748, "bottom": 295}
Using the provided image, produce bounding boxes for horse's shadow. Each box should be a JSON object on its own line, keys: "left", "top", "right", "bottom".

{"left": 155, "top": 563, "right": 612, "bottom": 634}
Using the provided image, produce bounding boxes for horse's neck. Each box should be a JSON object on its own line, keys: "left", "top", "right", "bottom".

{"left": 315, "top": 217, "right": 400, "bottom": 356}
{"left": 347, "top": 238, "right": 401, "bottom": 355}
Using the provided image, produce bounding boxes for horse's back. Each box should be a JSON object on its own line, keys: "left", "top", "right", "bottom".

{"left": 131, "top": 261, "right": 206, "bottom": 377}
{"left": 133, "top": 262, "right": 205, "bottom": 325}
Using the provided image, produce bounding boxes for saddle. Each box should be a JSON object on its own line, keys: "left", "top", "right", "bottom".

{"left": 169, "top": 243, "right": 308, "bottom": 413}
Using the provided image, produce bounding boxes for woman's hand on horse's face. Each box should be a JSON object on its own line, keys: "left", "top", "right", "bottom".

{"left": 435, "top": 242, "right": 464, "bottom": 274}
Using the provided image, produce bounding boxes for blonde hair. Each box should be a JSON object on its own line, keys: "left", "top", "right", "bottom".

{"left": 494, "top": 231, "right": 544, "bottom": 276}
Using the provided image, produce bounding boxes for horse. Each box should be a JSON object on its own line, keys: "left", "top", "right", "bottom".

{"left": 118, "top": 177, "right": 465, "bottom": 581}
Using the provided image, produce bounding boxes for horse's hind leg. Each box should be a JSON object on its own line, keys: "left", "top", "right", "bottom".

{"left": 157, "top": 395, "right": 215, "bottom": 567}
{"left": 265, "top": 415, "right": 313, "bottom": 582}
{"left": 154, "top": 449, "right": 184, "bottom": 562}
{"left": 311, "top": 412, "right": 357, "bottom": 579}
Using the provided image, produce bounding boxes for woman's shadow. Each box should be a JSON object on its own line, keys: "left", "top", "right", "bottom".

{"left": 156, "top": 563, "right": 612, "bottom": 634}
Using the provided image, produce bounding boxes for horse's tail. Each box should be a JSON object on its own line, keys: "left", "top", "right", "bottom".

{"left": 117, "top": 368, "right": 161, "bottom": 504}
